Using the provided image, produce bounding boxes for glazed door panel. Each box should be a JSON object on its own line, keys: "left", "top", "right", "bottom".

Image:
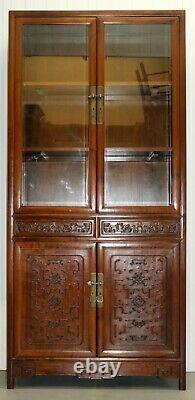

{"left": 97, "top": 17, "right": 180, "bottom": 214}
{"left": 14, "top": 240, "right": 96, "bottom": 358}
{"left": 14, "top": 17, "right": 96, "bottom": 213}
{"left": 98, "top": 241, "right": 180, "bottom": 358}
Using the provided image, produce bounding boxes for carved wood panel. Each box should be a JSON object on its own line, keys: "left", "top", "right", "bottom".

{"left": 110, "top": 255, "right": 167, "bottom": 345}
{"left": 100, "top": 220, "right": 180, "bottom": 237}
{"left": 98, "top": 241, "right": 179, "bottom": 358}
{"left": 14, "top": 219, "right": 94, "bottom": 236}
{"left": 26, "top": 255, "right": 84, "bottom": 346}
{"left": 14, "top": 240, "right": 96, "bottom": 357}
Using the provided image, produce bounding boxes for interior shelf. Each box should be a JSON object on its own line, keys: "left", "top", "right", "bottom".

{"left": 23, "top": 147, "right": 171, "bottom": 153}
{"left": 23, "top": 81, "right": 89, "bottom": 87}
{"left": 23, "top": 81, "right": 171, "bottom": 88}
{"left": 105, "top": 81, "right": 171, "bottom": 87}
{"left": 106, "top": 147, "right": 172, "bottom": 152}
{"left": 23, "top": 147, "right": 88, "bottom": 153}
{"left": 22, "top": 148, "right": 171, "bottom": 163}
{"left": 105, "top": 149, "right": 171, "bottom": 162}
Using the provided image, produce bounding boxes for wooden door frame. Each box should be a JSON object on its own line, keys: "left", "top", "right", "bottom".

{"left": 97, "top": 240, "right": 180, "bottom": 358}
{"left": 13, "top": 239, "right": 97, "bottom": 358}
{"left": 10, "top": 14, "right": 97, "bottom": 215}
{"left": 96, "top": 15, "right": 183, "bottom": 217}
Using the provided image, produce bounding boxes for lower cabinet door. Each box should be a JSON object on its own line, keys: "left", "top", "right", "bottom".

{"left": 98, "top": 241, "right": 180, "bottom": 358}
{"left": 14, "top": 240, "right": 96, "bottom": 358}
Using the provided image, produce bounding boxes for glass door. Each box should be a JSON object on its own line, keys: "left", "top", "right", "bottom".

{"left": 97, "top": 17, "right": 180, "bottom": 214}
{"left": 14, "top": 18, "right": 96, "bottom": 212}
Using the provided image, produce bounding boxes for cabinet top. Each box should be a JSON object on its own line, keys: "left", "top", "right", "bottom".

{"left": 9, "top": 10, "right": 185, "bottom": 18}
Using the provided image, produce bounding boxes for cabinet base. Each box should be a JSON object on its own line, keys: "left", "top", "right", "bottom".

{"left": 7, "top": 359, "right": 186, "bottom": 390}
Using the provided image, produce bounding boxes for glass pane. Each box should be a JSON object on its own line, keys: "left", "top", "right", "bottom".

{"left": 22, "top": 25, "right": 89, "bottom": 206}
{"left": 104, "top": 24, "right": 172, "bottom": 206}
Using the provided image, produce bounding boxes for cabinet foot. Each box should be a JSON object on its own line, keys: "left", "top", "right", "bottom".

{"left": 179, "top": 372, "right": 186, "bottom": 390}
{"left": 7, "top": 370, "right": 14, "bottom": 389}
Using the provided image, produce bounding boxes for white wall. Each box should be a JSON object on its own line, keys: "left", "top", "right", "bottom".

{"left": 0, "top": 0, "right": 195, "bottom": 371}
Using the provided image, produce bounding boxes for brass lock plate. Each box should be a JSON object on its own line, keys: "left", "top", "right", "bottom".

{"left": 97, "top": 272, "right": 104, "bottom": 308}
{"left": 88, "top": 85, "right": 96, "bottom": 125}
{"left": 87, "top": 272, "right": 97, "bottom": 307}
{"left": 97, "top": 86, "right": 104, "bottom": 125}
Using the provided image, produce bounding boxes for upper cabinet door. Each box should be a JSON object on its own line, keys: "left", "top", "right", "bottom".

{"left": 97, "top": 17, "right": 181, "bottom": 215}
{"left": 13, "top": 17, "right": 96, "bottom": 213}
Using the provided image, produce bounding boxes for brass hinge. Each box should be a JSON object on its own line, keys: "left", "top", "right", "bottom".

{"left": 87, "top": 272, "right": 104, "bottom": 308}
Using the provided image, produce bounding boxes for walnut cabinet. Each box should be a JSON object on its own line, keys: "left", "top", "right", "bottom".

{"left": 7, "top": 11, "right": 186, "bottom": 389}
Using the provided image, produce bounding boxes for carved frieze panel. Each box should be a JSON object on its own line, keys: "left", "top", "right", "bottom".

{"left": 101, "top": 220, "right": 180, "bottom": 237}
{"left": 14, "top": 220, "right": 94, "bottom": 236}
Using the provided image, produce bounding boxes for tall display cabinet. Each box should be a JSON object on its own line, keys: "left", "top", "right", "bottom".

{"left": 7, "top": 11, "right": 186, "bottom": 389}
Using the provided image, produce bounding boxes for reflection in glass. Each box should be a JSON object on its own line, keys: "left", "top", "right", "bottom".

{"left": 22, "top": 151, "right": 88, "bottom": 206}
{"left": 105, "top": 150, "right": 171, "bottom": 206}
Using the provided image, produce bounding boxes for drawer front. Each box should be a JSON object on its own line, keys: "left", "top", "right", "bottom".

{"left": 99, "top": 219, "right": 181, "bottom": 238}
{"left": 14, "top": 219, "right": 95, "bottom": 237}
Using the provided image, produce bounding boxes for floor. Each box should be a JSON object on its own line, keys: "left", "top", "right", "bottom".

{"left": 0, "top": 372, "right": 195, "bottom": 400}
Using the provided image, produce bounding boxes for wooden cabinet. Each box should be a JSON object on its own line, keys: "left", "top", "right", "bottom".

{"left": 8, "top": 11, "right": 186, "bottom": 389}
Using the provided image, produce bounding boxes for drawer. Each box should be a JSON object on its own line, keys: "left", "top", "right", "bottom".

{"left": 14, "top": 218, "right": 95, "bottom": 237}
{"left": 99, "top": 218, "right": 181, "bottom": 238}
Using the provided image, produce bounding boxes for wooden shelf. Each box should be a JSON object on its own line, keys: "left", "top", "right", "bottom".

{"left": 23, "top": 81, "right": 171, "bottom": 88}
{"left": 23, "top": 147, "right": 88, "bottom": 153}
{"left": 106, "top": 81, "right": 171, "bottom": 87}
{"left": 23, "top": 81, "right": 88, "bottom": 87}
{"left": 23, "top": 147, "right": 171, "bottom": 153}
{"left": 105, "top": 147, "right": 172, "bottom": 162}
{"left": 106, "top": 147, "right": 172, "bottom": 152}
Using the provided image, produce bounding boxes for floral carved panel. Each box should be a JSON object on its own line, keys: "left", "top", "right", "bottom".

{"left": 25, "top": 255, "right": 84, "bottom": 347}
{"left": 110, "top": 255, "right": 167, "bottom": 346}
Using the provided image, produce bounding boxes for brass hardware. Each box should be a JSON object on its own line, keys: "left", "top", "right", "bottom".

{"left": 88, "top": 94, "right": 95, "bottom": 99}
{"left": 97, "top": 86, "right": 104, "bottom": 125}
{"left": 88, "top": 86, "right": 96, "bottom": 125}
{"left": 88, "top": 86, "right": 104, "bottom": 124}
{"left": 87, "top": 273, "right": 97, "bottom": 307}
{"left": 87, "top": 272, "right": 104, "bottom": 308}
{"left": 97, "top": 272, "right": 104, "bottom": 308}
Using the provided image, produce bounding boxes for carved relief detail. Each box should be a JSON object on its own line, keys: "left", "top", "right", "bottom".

{"left": 157, "top": 367, "right": 173, "bottom": 377}
{"left": 14, "top": 364, "right": 36, "bottom": 377}
{"left": 25, "top": 255, "right": 84, "bottom": 346}
{"left": 101, "top": 220, "right": 180, "bottom": 236}
{"left": 111, "top": 255, "right": 167, "bottom": 345}
{"left": 15, "top": 220, "right": 93, "bottom": 236}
